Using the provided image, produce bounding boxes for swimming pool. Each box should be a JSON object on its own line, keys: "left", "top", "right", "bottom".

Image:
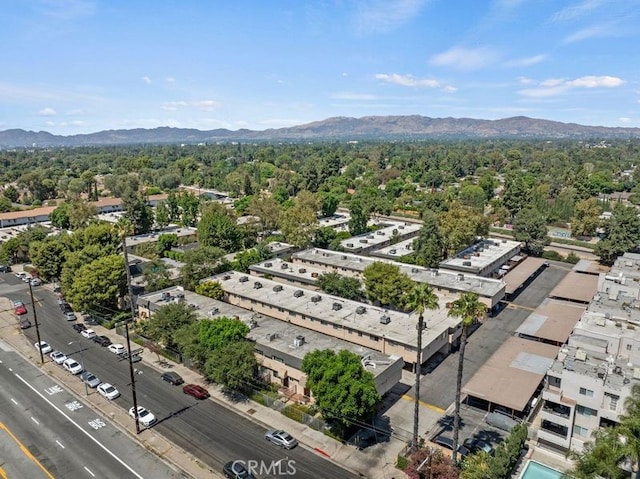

{"left": 519, "top": 460, "right": 567, "bottom": 479}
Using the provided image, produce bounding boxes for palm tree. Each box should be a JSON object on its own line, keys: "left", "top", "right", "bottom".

{"left": 405, "top": 283, "right": 439, "bottom": 451}
{"left": 618, "top": 384, "right": 640, "bottom": 479}
{"left": 448, "top": 292, "right": 486, "bottom": 462}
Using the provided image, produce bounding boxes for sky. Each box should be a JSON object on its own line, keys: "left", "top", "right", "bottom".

{"left": 2, "top": 0, "right": 639, "bottom": 135}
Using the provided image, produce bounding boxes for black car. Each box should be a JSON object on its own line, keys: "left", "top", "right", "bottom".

{"left": 463, "top": 437, "right": 495, "bottom": 456}
{"left": 19, "top": 317, "right": 31, "bottom": 329}
{"left": 161, "top": 371, "right": 184, "bottom": 385}
{"left": 92, "top": 335, "right": 112, "bottom": 347}
{"left": 72, "top": 323, "right": 87, "bottom": 333}
{"left": 223, "top": 461, "right": 255, "bottom": 479}
{"left": 433, "top": 435, "right": 471, "bottom": 458}
{"left": 0, "top": 265, "right": 12, "bottom": 273}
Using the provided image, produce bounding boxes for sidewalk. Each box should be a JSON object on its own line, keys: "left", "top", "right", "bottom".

{"left": 93, "top": 323, "right": 409, "bottom": 479}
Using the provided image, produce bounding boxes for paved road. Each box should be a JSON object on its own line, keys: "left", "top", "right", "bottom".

{"left": 0, "top": 344, "right": 180, "bottom": 479}
{"left": 1, "top": 273, "right": 358, "bottom": 479}
{"left": 414, "top": 262, "right": 572, "bottom": 410}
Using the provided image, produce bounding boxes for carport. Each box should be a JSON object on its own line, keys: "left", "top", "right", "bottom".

{"left": 462, "top": 337, "right": 559, "bottom": 417}
{"left": 548, "top": 271, "right": 598, "bottom": 304}
{"left": 515, "top": 299, "right": 585, "bottom": 346}
{"left": 504, "top": 257, "right": 547, "bottom": 298}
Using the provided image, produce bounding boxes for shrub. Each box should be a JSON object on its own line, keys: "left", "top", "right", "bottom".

{"left": 396, "top": 455, "right": 408, "bottom": 471}
{"left": 542, "top": 250, "right": 564, "bottom": 261}
{"left": 565, "top": 252, "right": 580, "bottom": 264}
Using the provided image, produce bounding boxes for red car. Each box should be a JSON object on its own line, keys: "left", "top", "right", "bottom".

{"left": 14, "top": 303, "right": 27, "bottom": 315}
{"left": 182, "top": 384, "right": 210, "bottom": 400}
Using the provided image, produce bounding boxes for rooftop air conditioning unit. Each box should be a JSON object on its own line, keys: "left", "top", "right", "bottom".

{"left": 411, "top": 268, "right": 419, "bottom": 273}
{"left": 294, "top": 335, "right": 305, "bottom": 347}
{"left": 376, "top": 231, "right": 384, "bottom": 235}
{"left": 356, "top": 306, "right": 366, "bottom": 314}
{"left": 463, "top": 261, "right": 472, "bottom": 266}
{"left": 222, "top": 274, "right": 231, "bottom": 280}
{"left": 311, "top": 272, "right": 319, "bottom": 278}
{"left": 575, "top": 349, "right": 587, "bottom": 361}
{"left": 342, "top": 256, "right": 347, "bottom": 260}
{"left": 239, "top": 276, "right": 249, "bottom": 282}
{"left": 380, "top": 315, "right": 391, "bottom": 325}
{"left": 161, "top": 291, "right": 171, "bottom": 301}
{"left": 332, "top": 302, "right": 342, "bottom": 311}
{"left": 457, "top": 273, "right": 465, "bottom": 280}
{"left": 389, "top": 249, "right": 396, "bottom": 254}
{"left": 273, "top": 284, "right": 283, "bottom": 292}
{"left": 281, "top": 263, "right": 288, "bottom": 269}
{"left": 253, "top": 282, "right": 263, "bottom": 289}
{"left": 398, "top": 225, "right": 405, "bottom": 230}
{"left": 311, "top": 295, "right": 322, "bottom": 303}
{"left": 347, "top": 243, "right": 354, "bottom": 247}
{"left": 293, "top": 290, "right": 304, "bottom": 298}
{"left": 298, "top": 268, "right": 306, "bottom": 273}
{"left": 264, "top": 262, "right": 273, "bottom": 267}
{"left": 359, "top": 239, "right": 368, "bottom": 244}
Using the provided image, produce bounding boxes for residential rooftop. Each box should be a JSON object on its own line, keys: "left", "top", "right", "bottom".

{"left": 339, "top": 221, "right": 421, "bottom": 252}
{"left": 370, "top": 237, "right": 415, "bottom": 259}
{"left": 438, "top": 238, "right": 522, "bottom": 275}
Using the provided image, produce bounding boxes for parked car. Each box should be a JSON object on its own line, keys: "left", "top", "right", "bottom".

{"left": 432, "top": 435, "right": 470, "bottom": 458}
{"left": 15, "top": 271, "right": 28, "bottom": 280}
{"left": 30, "top": 278, "right": 41, "bottom": 286}
{"left": 19, "top": 317, "right": 31, "bottom": 329}
{"left": 223, "top": 461, "right": 255, "bottom": 479}
{"left": 92, "top": 335, "right": 112, "bottom": 347}
{"left": 265, "top": 430, "right": 298, "bottom": 449}
{"left": 62, "top": 358, "right": 83, "bottom": 374}
{"left": 64, "top": 311, "right": 76, "bottom": 321}
{"left": 35, "top": 341, "right": 52, "bottom": 354}
{"left": 50, "top": 350, "right": 67, "bottom": 364}
{"left": 182, "top": 384, "right": 210, "bottom": 400}
{"left": 0, "top": 264, "right": 12, "bottom": 273}
{"left": 160, "top": 371, "right": 184, "bottom": 385}
{"left": 72, "top": 323, "right": 87, "bottom": 333}
{"left": 97, "top": 383, "right": 120, "bottom": 400}
{"left": 80, "top": 371, "right": 101, "bottom": 388}
{"left": 108, "top": 344, "right": 126, "bottom": 355}
{"left": 128, "top": 406, "right": 156, "bottom": 426}
{"left": 15, "top": 303, "right": 27, "bottom": 315}
{"left": 463, "top": 437, "right": 495, "bottom": 456}
{"left": 80, "top": 328, "right": 96, "bottom": 339}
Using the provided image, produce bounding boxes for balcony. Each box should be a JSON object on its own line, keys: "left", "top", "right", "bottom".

{"left": 542, "top": 400, "right": 571, "bottom": 419}
{"left": 540, "top": 419, "right": 569, "bottom": 439}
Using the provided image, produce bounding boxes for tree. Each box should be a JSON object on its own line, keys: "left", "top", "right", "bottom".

{"left": 312, "top": 226, "right": 337, "bottom": 249}
{"left": 501, "top": 171, "right": 528, "bottom": 220}
{"left": 180, "top": 246, "right": 226, "bottom": 290}
{"left": 438, "top": 202, "right": 490, "bottom": 255}
{"left": 154, "top": 201, "right": 171, "bottom": 229}
{"left": 459, "top": 184, "right": 486, "bottom": 211}
{"left": 141, "top": 260, "right": 174, "bottom": 292}
{"left": 513, "top": 207, "right": 550, "bottom": 256}
{"left": 156, "top": 233, "right": 178, "bottom": 255}
{"left": 204, "top": 341, "right": 257, "bottom": 391}
{"left": 278, "top": 199, "right": 318, "bottom": 248}
{"left": 29, "top": 238, "right": 66, "bottom": 281}
{"left": 195, "top": 280, "right": 225, "bottom": 300}
{"left": 405, "top": 447, "right": 460, "bottom": 479}
{"left": 137, "top": 302, "right": 197, "bottom": 351}
{"left": 3, "top": 185, "right": 19, "bottom": 202}
{"left": 247, "top": 192, "right": 280, "bottom": 232}
{"left": 405, "top": 284, "right": 439, "bottom": 451}
{"left": 320, "top": 192, "right": 340, "bottom": 217}
{"left": 348, "top": 200, "right": 368, "bottom": 236}
{"left": 413, "top": 212, "right": 445, "bottom": 268}
{"left": 197, "top": 317, "right": 250, "bottom": 352}
{"left": 198, "top": 203, "right": 244, "bottom": 252}
{"left": 448, "top": 292, "right": 487, "bottom": 462}
{"left": 65, "top": 254, "right": 127, "bottom": 313}
{"left": 301, "top": 349, "right": 380, "bottom": 431}
{"left": 595, "top": 203, "right": 640, "bottom": 265}
{"left": 363, "top": 262, "right": 414, "bottom": 310}
{"left": 122, "top": 192, "right": 153, "bottom": 235}
{"left": 316, "top": 272, "right": 362, "bottom": 300}
{"left": 50, "top": 203, "right": 71, "bottom": 229}
{"left": 67, "top": 200, "right": 97, "bottom": 230}
{"left": 569, "top": 427, "right": 628, "bottom": 479}
{"left": 571, "top": 197, "right": 602, "bottom": 238}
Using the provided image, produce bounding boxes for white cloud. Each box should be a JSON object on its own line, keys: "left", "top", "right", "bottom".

{"left": 550, "top": 0, "right": 606, "bottom": 22}
{"left": 429, "top": 46, "right": 499, "bottom": 71}
{"left": 142, "top": 76, "right": 152, "bottom": 84}
{"left": 194, "top": 100, "right": 221, "bottom": 111}
{"left": 354, "top": 0, "right": 429, "bottom": 35}
{"left": 518, "top": 76, "right": 535, "bottom": 85}
{"left": 330, "top": 92, "right": 380, "bottom": 100}
{"left": 165, "top": 77, "right": 176, "bottom": 83}
{"left": 619, "top": 117, "right": 632, "bottom": 123}
{"left": 563, "top": 23, "right": 613, "bottom": 43}
{"left": 442, "top": 85, "right": 458, "bottom": 93}
{"left": 518, "top": 75, "right": 625, "bottom": 97}
{"left": 161, "top": 100, "right": 221, "bottom": 112}
{"left": 505, "top": 54, "right": 547, "bottom": 68}
{"left": 161, "top": 101, "right": 188, "bottom": 111}
{"left": 38, "top": 107, "right": 57, "bottom": 116}
{"left": 37, "top": 0, "right": 97, "bottom": 20}
{"left": 375, "top": 73, "right": 441, "bottom": 88}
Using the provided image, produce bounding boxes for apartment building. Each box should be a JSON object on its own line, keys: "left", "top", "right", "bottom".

{"left": 439, "top": 238, "right": 522, "bottom": 277}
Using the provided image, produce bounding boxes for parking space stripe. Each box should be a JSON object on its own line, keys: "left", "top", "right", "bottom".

{"left": 401, "top": 395, "right": 445, "bottom": 414}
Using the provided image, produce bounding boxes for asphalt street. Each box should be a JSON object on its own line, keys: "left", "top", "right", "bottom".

{"left": 1, "top": 273, "right": 359, "bottom": 479}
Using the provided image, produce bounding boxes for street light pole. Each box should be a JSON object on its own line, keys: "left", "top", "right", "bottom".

{"left": 28, "top": 279, "right": 44, "bottom": 365}
{"left": 69, "top": 340, "right": 88, "bottom": 397}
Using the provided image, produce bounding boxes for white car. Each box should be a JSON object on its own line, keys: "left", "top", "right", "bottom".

{"left": 35, "top": 341, "right": 53, "bottom": 354}
{"left": 108, "top": 344, "right": 126, "bottom": 355}
{"left": 129, "top": 406, "right": 156, "bottom": 426}
{"left": 97, "top": 383, "right": 120, "bottom": 400}
{"left": 50, "top": 350, "right": 67, "bottom": 364}
{"left": 80, "top": 328, "right": 96, "bottom": 339}
{"left": 62, "top": 358, "right": 83, "bottom": 374}
{"left": 30, "top": 278, "right": 42, "bottom": 286}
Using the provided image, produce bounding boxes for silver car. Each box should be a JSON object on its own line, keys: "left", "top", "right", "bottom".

{"left": 265, "top": 429, "right": 298, "bottom": 449}
{"left": 80, "top": 371, "right": 101, "bottom": 388}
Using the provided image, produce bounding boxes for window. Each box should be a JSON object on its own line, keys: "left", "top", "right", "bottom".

{"left": 573, "top": 425, "right": 589, "bottom": 437}
{"left": 579, "top": 387, "right": 594, "bottom": 397}
{"left": 605, "top": 393, "right": 619, "bottom": 411}
{"left": 576, "top": 405, "right": 597, "bottom": 416}
{"left": 627, "top": 344, "right": 633, "bottom": 351}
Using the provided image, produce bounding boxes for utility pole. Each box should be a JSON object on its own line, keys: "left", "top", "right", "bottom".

{"left": 28, "top": 279, "right": 44, "bottom": 365}
{"left": 413, "top": 314, "right": 424, "bottom": 452}
{"left": 121, "top": 230, "right": 141, "bottom": 434}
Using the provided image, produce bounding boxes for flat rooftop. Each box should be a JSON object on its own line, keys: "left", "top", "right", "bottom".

{"left": 516, "top": 299, "right": 585, "bottom": 344}
{"left": 340, "top": 221, "right": 421, "bottom": 252}
{"left": 250, "top": 259, "right": 329, "bottom": 286}
{"left": 573, "top": 259, "right": 610, "bottom": 275}
{"left": 549, "top": 272, "right": 599, "bottom": 303}
{"left": 370, "top": 238, "right": 415, "bottom": 259}
{"left": 318, "top": 213, "right": 351, "bottom": 231}
{"left": 504, "top": 257, "right": 547, "bottom": 295}
{"left": 292, "top": 249, "right": 505, "bottom": 300}
{"left": 137, "top": 286, "right": 400, "bottom": 379}
{"left": 206, "top": 270, "right": 462, "bottom": 348}
{"left": 463, "top": 337, "right": 559, "bottom": 412}
{"left": 439, "top": 238, "right": 521, "bottom": 272}
{"left": 125, "top": 226, "right": 197, "bottom": 247}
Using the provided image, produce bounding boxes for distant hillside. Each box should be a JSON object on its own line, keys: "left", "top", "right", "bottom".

{"left": 1, "top": 115, "right": 639, "bottom": 148}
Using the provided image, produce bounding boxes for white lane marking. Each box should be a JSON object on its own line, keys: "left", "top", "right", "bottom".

{"left": 11, "top": 398, "right": 17, "bottom": 405}
{"left": 14, "top": 373, "right": 145, "bottom": 479}
{"left": 31, "top": 417, "right": 39, "bottom": 425}
{"left": 8, "top": 367, "right": 12, "bottom": 371}
{"left": 84, "top": 466, "right": 95, "bottom": 477}
{"left": 56, "top": 440, "right": 65, "bottom": 449}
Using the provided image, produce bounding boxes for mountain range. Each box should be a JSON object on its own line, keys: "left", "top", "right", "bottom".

{"left": 2, "top": 115, "right": 640, "bottom": 148}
